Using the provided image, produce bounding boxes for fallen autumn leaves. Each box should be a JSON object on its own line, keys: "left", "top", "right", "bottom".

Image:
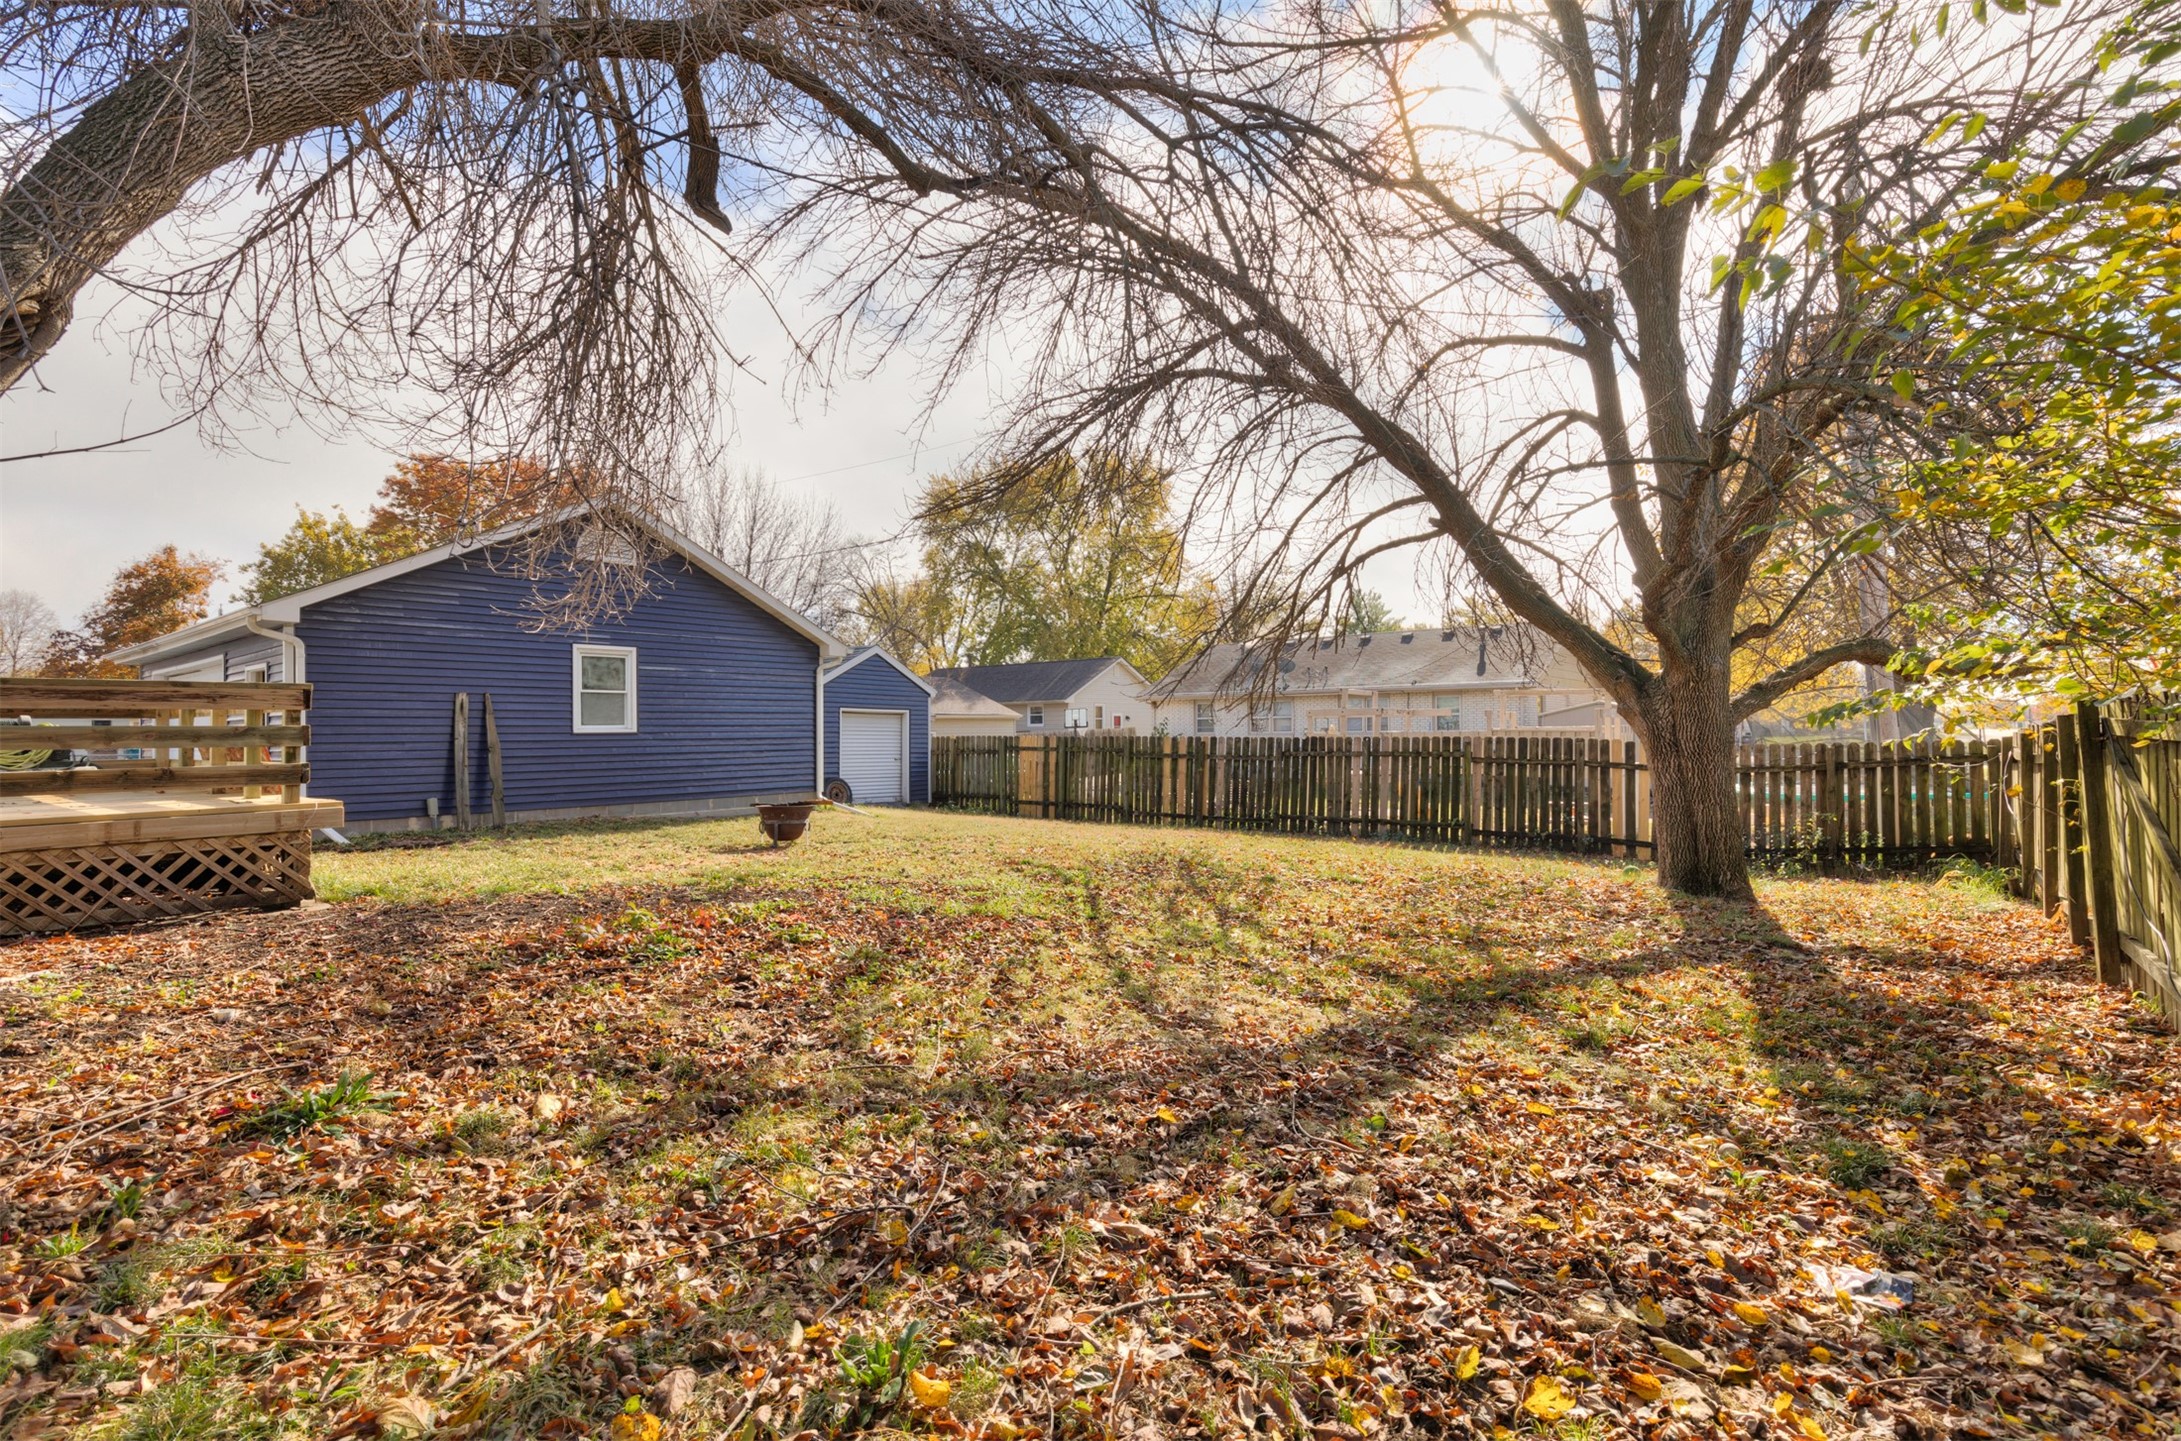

{"left": 0, "top": 810, "right": 2174, "bottom": 1439}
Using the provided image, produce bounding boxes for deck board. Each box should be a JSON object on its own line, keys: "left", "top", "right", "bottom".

{"left": 0, "top": 790, "right": 345, "bottom": 853}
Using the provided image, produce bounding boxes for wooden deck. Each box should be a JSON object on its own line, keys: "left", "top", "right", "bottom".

{"left": 0, "top": 790, "right": 345, "bottom": 852}
{"left": 0, "top": 678, "right": 343, "bottom": 937}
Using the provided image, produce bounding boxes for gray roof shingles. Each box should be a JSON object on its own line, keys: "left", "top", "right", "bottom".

{"left": 928, "top": 657, "right": 1128, "bottom": 705}
{"left": 1156, "top": 627, "right": 1543, "bottom": 698}
{"left": 928, "top": 675, "right": 1019, "bottom": 719}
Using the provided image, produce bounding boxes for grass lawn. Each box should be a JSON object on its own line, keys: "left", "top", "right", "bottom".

{"left": 1, "top": 809, "right": 2176, "bottom": 1440}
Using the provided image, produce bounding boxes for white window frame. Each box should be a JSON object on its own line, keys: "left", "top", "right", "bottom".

{"left": 1273, "top": 700, "right": 1295, "bottom": 734}
{"left": 1027, "top": 705, "right": 1045, "bottom": 728}
{"left": 1094, "top": 704, "right": 1105, "bottom": 728}
{"left": 1065, "top": 706, "right": 1090, "bottom": 729}
{"left": 572, "top": 644, "right": 639, "bottom": 734}
{"left": 1195, "top": 701, "right": 1216, "bottom": 734}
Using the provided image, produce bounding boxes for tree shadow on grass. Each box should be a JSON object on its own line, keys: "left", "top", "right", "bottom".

{"left": 23, "top": 856, "right": 2179, "bottom": 1438}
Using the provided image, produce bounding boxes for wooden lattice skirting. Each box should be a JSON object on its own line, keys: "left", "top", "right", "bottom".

{"left": 0, "top": 830, "right": 314, "bottom": 937}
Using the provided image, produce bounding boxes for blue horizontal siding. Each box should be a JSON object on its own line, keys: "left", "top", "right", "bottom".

{"left": 140, "top": 631, "right": 285, "bottom": 682}
{"left": 297, "top": 548, "right": 818, "bottom": 823}
{"left": 824, "top": 657, "right": 930, "bottom": 804}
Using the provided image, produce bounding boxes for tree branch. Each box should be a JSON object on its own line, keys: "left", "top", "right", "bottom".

{"left": 1731, "top": 637, "right": 1899, "bottom": 722}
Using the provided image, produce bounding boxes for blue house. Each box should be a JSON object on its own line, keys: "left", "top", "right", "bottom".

{"left": 111, "top": 514, "right": 929, "bottom": 829}
{"left": 821, "top": 647, "right": 933, "bottom": 806}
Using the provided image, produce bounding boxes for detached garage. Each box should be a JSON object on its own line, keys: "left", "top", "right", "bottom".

{"left": 821, "top": 647, "right": 931, "bottom": 806}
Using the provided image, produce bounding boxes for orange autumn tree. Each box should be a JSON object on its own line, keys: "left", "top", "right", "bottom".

{"left": 42, "top": 546, "right": 223, "bottom": 676}
{"left": 239, "top": 454, "right": 583, "bottom": 604}
{"left": 367, "top": 454, "right": 579, "bottom": 542}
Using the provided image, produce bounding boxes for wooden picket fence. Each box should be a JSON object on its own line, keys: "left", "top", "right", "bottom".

{"left": 932, "top": 732, "right": 2015, "bottom": 863}
{"left": 2011, "top": 699, "right": 2180, "bottom": 1025}
{"left": 933, "top": 719, "right": 2179, "bottom": 1026}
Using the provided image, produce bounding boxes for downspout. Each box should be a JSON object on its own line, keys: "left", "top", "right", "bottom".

{"left": 814, "top": 655, "right": 827, "bottom": 796}
{"left": 242, "top": 617, "right": 307, "bottom": 795}
{"left": 242, "top": 617, "right": 304, "bottom": 684}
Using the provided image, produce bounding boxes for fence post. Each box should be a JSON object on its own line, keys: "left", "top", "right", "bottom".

{"left": 2055, "top": 718, "right": 2091, "bottom": 945}
{"left": 2036, "top": 728, "right": 2060, "bottom": 914}
{"left": 2075, "top": 700, "right": 2125, "bottom": 985}
{"left": 1821, "top": 745, "right": 1842, "bottom": 873}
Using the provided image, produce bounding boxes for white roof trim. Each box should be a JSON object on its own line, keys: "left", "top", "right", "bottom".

{"left": 107, "top": 610, "right": 269, "bottom": 664}
{"left": 824, "top": 647, "right": 936, "bottom": 696}
{"left": 110, "top": 507, "right": 847, "bottom": 664}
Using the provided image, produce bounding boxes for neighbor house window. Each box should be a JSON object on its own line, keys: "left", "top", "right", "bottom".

{"left": 1195, "top": 701, "right": 1216, "bottom": 734}
{"left": 1434, "top": 694, "right": 1461, "bottom": 732}
{"left": 573, "top": 645, "right": 637, "bottom": 733}
{"left": 1094, "top": 705, "right": 1105, "bottom": 728}
{"left": 1066, "top": 707, "right": 1090, "bottom": 729}
{"left": 1027, "top": 705, "right": 1045, "bottom": 727}
{"left": 1517, "top": 695, "right": 1539, "bottom": 727}
{"left": 1345, "top": 714, "right": 1370, "bottom": 734}
{"left": 1345, "top": 694, "right": 1369, "bottom": 709}
{"left": 1273, "top": 701, "right": 1294, "bottom": 734}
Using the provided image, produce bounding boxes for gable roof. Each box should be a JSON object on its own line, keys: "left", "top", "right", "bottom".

{"left": 1156, "top": 626, "right": 1547, "bottom": 699}
{"left": 927, "top": 657, "right": 1144, "bottom": 706}
{"left": 823, "top": 645, "right": 935, "bottom": 695}
{"left": 927, "top": 674, "right": 1019, "bottom": 720}
{"left": 109, "top": 508, "right": 847, "bottom": 665}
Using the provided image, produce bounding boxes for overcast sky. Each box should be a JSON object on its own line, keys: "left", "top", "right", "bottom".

{"left": 1, "top": 276, "right": 1437, "bottom": 632}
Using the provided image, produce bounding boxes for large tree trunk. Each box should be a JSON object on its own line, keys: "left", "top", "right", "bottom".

{"left": 1632, "top": 661, "right": 1753, "bottom": 902}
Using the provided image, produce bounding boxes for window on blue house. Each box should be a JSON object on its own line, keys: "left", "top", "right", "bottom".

{"left": 573, "top": 645, "right": 637, "bottom": 732}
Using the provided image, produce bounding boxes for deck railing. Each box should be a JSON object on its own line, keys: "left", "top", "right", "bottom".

{"left": 0, "top": 678, "right": 311, "bottom": 800}
{"left": 0, "top": 678, "right": 334, "bottom": 936}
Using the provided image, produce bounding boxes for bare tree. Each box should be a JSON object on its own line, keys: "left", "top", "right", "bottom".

{"left": 675, "top": 465, "right": 851, "bottom": 623}
{"left": 0, "top": 0, "right": 2135, "bottom": 893}
{"left": 749, "top": 0, "right": 2123, "bottom": 895}
{"left": 0, "top": 1, "right": 1006, "bottom": 614}
{"left": 0, "top": 588, "right": 57, "bottom": 674}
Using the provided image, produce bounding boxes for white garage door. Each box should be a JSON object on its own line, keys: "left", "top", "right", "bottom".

{"left": 839, "top": 711, "right": 907, "bottom": 804}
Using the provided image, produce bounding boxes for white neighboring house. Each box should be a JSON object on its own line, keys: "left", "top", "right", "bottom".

{"left": 929, "top": 675, "right": 1022, "bottom": 738}
{"left": 1151, "top": 626, "right": 1627, "bottom": 739}
{"left": 927, "top": 657, "right": 1152, "bottom": 735}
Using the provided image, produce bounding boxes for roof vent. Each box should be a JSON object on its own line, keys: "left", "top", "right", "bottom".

{"left": 574, "top": 526, "right": 640, "bottom": 567}
{"left": 1441, "top": 628, "right": 1456, "bottom": 641}
{"left": 1358, "top": 634, "right": 1371, "bottom": 646}
{"left": 1399, "top": 632, "right": 1414, "bottom": 644}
